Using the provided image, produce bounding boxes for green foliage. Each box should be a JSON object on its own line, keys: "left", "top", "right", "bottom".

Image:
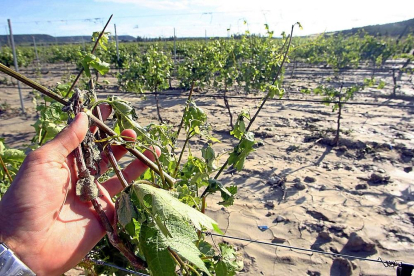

{"left": 267, "top": 83, "right": 285, "bottom": 99}
{"left": 203, "top": 179, "right": 237, "bottom": 207}
{"left": 230, "top": 111, "right": 250, "bottom": 140}
{"left": 0, "top": 139, "right": 25, "bottom": 198}
{"left": 228, "top": 132, "right": 256, "bottom": 171}
{"left": 360, "top": 33, "right": 394, "bottom": 66}
{"left": 218, "top": 186, "right": 238, "bottom": 207}
{"left": 178, "top": 154, "right": 210, "bottom": 191}
{"left": 92, "top": 31, "right": 110, "bottom": 51}
{"left": 0, "top": 46, "right": 34, "bottom": 67}
{"left": 213, "top": 39, "right": 239, "bottom": 90}
{"left": 177, "top": 42, "right": 218, "bottom": 89}
{"left": 183, "top": 100, "right": 207, "bottom": 134}
{"left": 118, "top": 45, "right": 172, "bottom": 93}
{"left": 310, "top": 84, "right": 363, "bottom": 112}
{"left": 117, "top": 184, "right": 223, "bottom": 275}
{"left": 139, "top": 223, "right": 178, "bottom": 275}
{"left": 32, "top": 102, "right": 68, "bottom": 146}
{"left": 95, "top": 96, "right": 153, "bottom": 146}
{"left": 290, "top": 32, "right": 401, "bottom": 74}
{"left": 131, "top": 184, "right": 221, "bottom": 233}
{"left": 45, "top": 45, "right": 84, "bottom": 64}
{"left": 214, "top": 243, "right": 243, "bottom": 276}
{"left": 364, "top": 77, "right": 386, "bottom": 89}
{"left": 202, "top": 145, "right": 216, "bottom": 171}
{"left": 79, "top": 53, "right": 110, "bottom": 78}
{"left": 233, "top": 27, "right": 286, "bottom": 92}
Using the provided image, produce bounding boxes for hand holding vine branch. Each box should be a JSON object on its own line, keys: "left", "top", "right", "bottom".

{"left": 0, "top": 111, "right": 158, "bottom": 276}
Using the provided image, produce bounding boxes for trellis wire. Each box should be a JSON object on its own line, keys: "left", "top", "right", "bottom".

{"left": 204, "top": 232, "right": 411, "bottom": 269}
{"left": 85, "top": 231, "right": 413, "bottom": 274}
{"left": 129, "top": 92, "right": 414, "bottom": 108}
{"left": 84, "top": 256, "right": 149, "bottom": 276}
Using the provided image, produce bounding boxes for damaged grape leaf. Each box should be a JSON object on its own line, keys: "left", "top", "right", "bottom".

{"left": 140, "top": 220, "right": 211, "bottom": 276}
{"left": 117, "top": 192, "right": 138, "bottom": 228}
{"left": 131, "top": 183, "right": 222, "bottom": 235}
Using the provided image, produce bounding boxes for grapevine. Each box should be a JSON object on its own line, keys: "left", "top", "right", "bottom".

{"left": 0, "top": 16, "right": 303, "bottom": 275}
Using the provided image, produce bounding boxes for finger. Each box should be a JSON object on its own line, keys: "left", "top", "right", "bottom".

{"left": 102, "top": 147, "right": 161, "bottom": 197}
{"left": 38, "top": 112, "right": 88, "bottom": 162}
{"left": 98, "top": 129, "right": 137, "bottom": 173}
{"left": 90, "top": 104, "right": 112, "bottom": 134}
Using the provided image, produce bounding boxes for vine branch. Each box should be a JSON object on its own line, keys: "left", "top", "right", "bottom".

{"left": 64, "top": 14, "right": 113, "bottom": 97}
{"left": 173, "top": 131, "right": 193, "bottom": 178}
{"left": 0, "top": 64, "right": 177, "bottom": 187}
{"left": 0, "top": 63, "right": 68, "bottom": 105}
{"left": 0, "top": 155, "right": 12, "bottom": 182}
{"left": 90, "top": 79, "right": 129, "bottom": 189}
{"left": 175, "top": 80, "right": 195, "bottom": 141}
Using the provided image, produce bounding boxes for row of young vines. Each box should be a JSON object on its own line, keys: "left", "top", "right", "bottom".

{"left": 1, "top": 29, "right": 413, "bottom": 73}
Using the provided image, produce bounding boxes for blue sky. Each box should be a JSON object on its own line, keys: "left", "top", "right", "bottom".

{"left": 1, "top": 0, "right": 413, "bottom": 38}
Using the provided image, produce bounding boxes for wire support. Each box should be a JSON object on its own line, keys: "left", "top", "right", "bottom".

{"left": 204, "top": 232, "right": 411, "bottom": 268}
{"left": 84, "top": 256, "right": 149, "bottom": 276}
{"left": 132, "top": 92, "right": 414, "bottom": 108}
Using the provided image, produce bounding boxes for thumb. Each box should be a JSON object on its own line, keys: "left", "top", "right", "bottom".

{"left": 40, "top": 112, "right": 89, "bottom": 160}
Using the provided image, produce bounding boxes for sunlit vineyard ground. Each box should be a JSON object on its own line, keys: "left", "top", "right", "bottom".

{"left": 1, "top": 57, "right": 413, "bottom": 275}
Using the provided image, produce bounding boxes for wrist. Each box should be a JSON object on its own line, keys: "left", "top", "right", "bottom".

{"left": 0, "top": 243, "right": 36, "bottom": 275}
{"left": 0, "top": 217, "right": 38, "bottom": 275}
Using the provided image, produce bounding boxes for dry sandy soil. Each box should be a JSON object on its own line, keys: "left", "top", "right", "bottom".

{"left": 1, "top": 60, "right": 414, "bottom": 276}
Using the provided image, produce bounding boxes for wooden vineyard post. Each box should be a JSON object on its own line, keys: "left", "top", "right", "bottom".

{"left": 7, "top": 19, "right": 25, "bottom": 113}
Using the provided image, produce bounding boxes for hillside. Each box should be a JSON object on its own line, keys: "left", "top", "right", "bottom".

{"left": 0, "top": 18, "right": 413, "bottom": 46}
{"left": 338, "top": 18, "right": 414, "bottom": 37}
{"left": 0, "top": 34, "right": 136, "bottom": 46}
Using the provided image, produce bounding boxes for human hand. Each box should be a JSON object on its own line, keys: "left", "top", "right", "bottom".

{"left": 0, "top": 106, "right": 159, "bottom": 276}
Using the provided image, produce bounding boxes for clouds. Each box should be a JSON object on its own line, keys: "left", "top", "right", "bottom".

{"left": 2, "top": 0, "right": 413, "bottom": 37}
{"left": 95, "top": 0, "right": 192, "bottom": 10}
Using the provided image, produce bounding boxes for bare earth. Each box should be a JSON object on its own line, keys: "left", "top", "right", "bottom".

{"left": 1, "top": 60, "right": 413, "bottom": 276}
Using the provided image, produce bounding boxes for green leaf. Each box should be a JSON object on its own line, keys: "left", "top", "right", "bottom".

{"left": 90, "top": 59, "right": 110, "bottom": 75}
{"left": 377, "top": 80, "right": 386, "bottom": 89}
{"left": 219, "top": 186, "right": 237, "bottom": 207}
{"left": 81, "top": 59, "right": 91, "bottom": 78}
{"left": 80, "top": 53, "right": 109, "bottom": 78}
{"left": 140, "top": 220, "right": 212, "bottom": 276}
{"left": 204, "top": 179, "right": 231, "bottom": 198}
{"left": 230, "top": 111, "right": 250, "bottom": 140}
{"left": 92, "top": 31, "right": 109, "bottom": 51}
{"left": 228, "top": 132, "right": 255, "bottom": 171}
{"left": 267, "top": 84, "right": 284, "bottom": 99}
{"left": 2, "top": 148, "right": 25, "bottom": 163}
{"left": 202, "top": 145, "right": 216, "bottom": 170}
{"left": 109, "top": 97, "right": 137, "bottom": 116}
{"left": 0, "top": 139, "right": 4, "bottom": 156}
{"left": 198, "top": 241, "right": 215, "bottom": 257}
{"left": 117, "top": 192, "right": 138, "bottom": 228}
{"left": 214, "top": 243, "right": 243, "bottom": 276}
{"left": 184, "top": 101, "right": 207, "bottom": 133}
{"left": 132, "top": 184, "right": 222, "bottom": 234}
{"left": 101, "top": 96, "right": 154, "bottom": 144}
{"left": 139, "top": 223, "right": 176, "bottom": 276}
{"left": 166, "top": 220, "right": 210, "bottom": 275}
{"left": 215, "top": 260, "right": 233, "bottom": 276}
{"left": 230, "top": 119, "right": 245, "bottom": 140}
